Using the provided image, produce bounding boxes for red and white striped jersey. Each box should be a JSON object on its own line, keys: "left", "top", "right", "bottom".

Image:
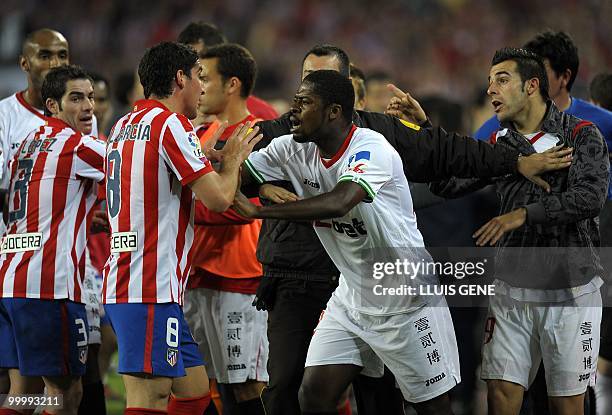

{"left": 0, "top": 117, "right": 105, "bottom": 302}
{"left": 102, "top": 99, "right": 213, "bottom": 305}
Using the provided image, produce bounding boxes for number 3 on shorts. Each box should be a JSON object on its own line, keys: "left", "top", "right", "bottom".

{"left": 75, "top": 318, "right": 88, "bottom": 347}
{"left": 166, "top": 317, "right": 179, "bottom": 348}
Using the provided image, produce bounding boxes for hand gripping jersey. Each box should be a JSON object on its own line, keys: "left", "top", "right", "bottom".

{"left": 102, "top": 99, "right": 213, "bottom": 305}
{"left": 0, "top": 117, "right": 105, "bottom": 301}
{"left": 246, "top": 126, "right": 438, "bottom": 315}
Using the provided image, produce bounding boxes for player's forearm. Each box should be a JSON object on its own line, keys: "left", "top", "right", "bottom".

{"left": 252, "top": 192, "right": 353, "bottom": 220}
{"left": 396, "top": 126, "right": 519, "bottom": 182}
{"left": 429, "top": 177, "right": 490, "bottom": 199}
{"left": 215, "top": 157, "right": 242, "bottom": 202}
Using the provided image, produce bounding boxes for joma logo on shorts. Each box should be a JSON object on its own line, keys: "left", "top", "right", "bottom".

{"left": 425, "top": 372, "right": 446, "bottom": 387}
{"left": 227, "top": 364, "right": 247, "bottom": 371}
{"left": 579, "top": 373, "right": 591, "bottom": 382}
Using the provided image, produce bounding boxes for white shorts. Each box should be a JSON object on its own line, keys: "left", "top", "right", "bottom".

{"left": 481, "top": 290, "right": 602, "bottom": 396}
{"left": 82, "top": 267, "right": 101, "bottom": 345}
{"left": 305, "top": 294, "right": 460, "bottom": 403}
{"left": 183, "top": 288, "right": 268, "bottom": 384}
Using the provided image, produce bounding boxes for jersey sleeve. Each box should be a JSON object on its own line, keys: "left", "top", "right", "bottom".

{"left": 337, "top": 135, "right": 393, "bottom": 202}
{"left": 160, "top": 114, "right": 213, "bottom": 185}
{"left": 244, "top": 135, "right": 292, "bottom": 183}
{"left": 74, "top": 135, "right": 106, "bottom": 182}
{"left": 0, "top": 113, "right": 8, "bottom": 186}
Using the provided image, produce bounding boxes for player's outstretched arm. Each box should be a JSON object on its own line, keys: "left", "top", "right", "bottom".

{"left": 385, "top": 85, "right": 572, "bottom": 189}
{"left": 233, "top": 181, "right": 366, "bottom": 220}
{"left": 385, "top": 83, "right": 428, "bottom": 125}
{"left": 190, "top": 122, "right": 262, "bottom": 212}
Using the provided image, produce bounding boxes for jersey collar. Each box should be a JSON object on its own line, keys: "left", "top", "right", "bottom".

{"left": 45, "top": 116, "right": 76, "bottom": 131}
{"left": 16, "top": 91, "right": 46, "bottom": 120}
{"left": 320, "top": 124, "right": 357, "bottom": 169}
{"left": 133, "top": 99, "right": 171, "bottom": 112}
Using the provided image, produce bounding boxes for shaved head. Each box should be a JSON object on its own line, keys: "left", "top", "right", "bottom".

{"left": 20, "top": 28, "right": 70, "bottom": 93}
{"left": 22, "top": 29, "right": 68, "bottom": 56}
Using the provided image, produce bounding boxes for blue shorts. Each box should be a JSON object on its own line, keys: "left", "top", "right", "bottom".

{"left": 100, "top": 305, "right": 111, "bottom": 327}
{"left": 105, "top": 303, "right": 204, "bottom": 377}
{"left": 0, "top": 298, "right": 89, "bottom": 377}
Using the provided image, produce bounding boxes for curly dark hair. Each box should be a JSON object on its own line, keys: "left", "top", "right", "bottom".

{"left": 138, "top": 41, "right": 199, "bottom": 99}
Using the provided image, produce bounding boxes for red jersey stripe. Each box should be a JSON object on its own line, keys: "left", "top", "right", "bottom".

{"left": 41, "top": 131, "right": 80, "bottom": 299}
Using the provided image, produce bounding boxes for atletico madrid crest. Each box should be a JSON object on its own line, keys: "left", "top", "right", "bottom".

{"left": 167, "top": 348, "right": 179, "bottom": 367}
{"left": 78, "top": 347, "right": 88, "bottom": 364}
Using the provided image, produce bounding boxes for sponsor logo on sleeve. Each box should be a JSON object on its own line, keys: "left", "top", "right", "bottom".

{"left": 347, "top": 151, "right": 370, "bottom": 174}
{"left": 187, "top": 132, "right": 204, "bottom": 159}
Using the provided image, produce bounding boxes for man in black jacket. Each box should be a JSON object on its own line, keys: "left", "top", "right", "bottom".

{"left": 252, "top": 44, "right": 573, "bottom": 415}
{"left": 430, "top": 48, "right": 609, "bottom": 415}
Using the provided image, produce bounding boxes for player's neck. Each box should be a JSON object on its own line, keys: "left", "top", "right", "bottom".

{"left": 217, "top": 99, "right": 250, "bottom": 126}
{"left": 318, "top": 123, "right": 353, "bottom": 159}
{"left": 512, "top": 100, "right": 547, "bottom": 135}
{"left": 23, "top": 86, "right": 44, "bottom": 110}
{"left": 153, "top": 95, "right": 183, "bottom": 115}
{"left": 553, "top": 90, "right": 571, "bottom": 112}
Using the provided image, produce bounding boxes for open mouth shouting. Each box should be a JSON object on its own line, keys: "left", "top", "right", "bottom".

{"left": 491, "top": 99, "right": 504, "bottom": 113}
{"left": 290, "top": 114, "right": 302, "bottom": 133}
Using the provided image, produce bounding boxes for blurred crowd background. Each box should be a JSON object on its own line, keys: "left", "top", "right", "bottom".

{"left": 1, "top": 0, "right": 611, "bottom": 135}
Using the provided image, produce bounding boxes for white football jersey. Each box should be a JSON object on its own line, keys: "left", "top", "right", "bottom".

{"left": 246, "top": 126, "right": 437, "bottom": 315}
{"left": 0, "top": 92, "right": 47, "bottom": 186}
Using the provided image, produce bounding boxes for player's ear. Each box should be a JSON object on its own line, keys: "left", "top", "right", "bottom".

{"left": 328, "top": 104, "right": 342, "bottom": 121}
{"left": 226, "top": 77, "right": 241, "bottom": 95}
{"left": 19, "top": 55, "right": 29, "bottom": 72}
{"left": 175, "top": 69, "right": 187, "bottom": 89}
{"left": 560, "top": 68, "right": 572, "bottom": 90}
{"left": 46, "top": 98, "right": 60, "bottom": 116}
{"left": 525, "top": 78, "right": 539, "bottom": 96}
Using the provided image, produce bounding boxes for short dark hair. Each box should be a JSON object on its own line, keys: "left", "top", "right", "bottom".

{"left": 350, "top": 64, "right": 366, "bottom": 102}
{"left": 89, "top": 72, "right": 110, "bottom": 94}
{"left": 590, "top": 72, "right": 612, "bottom": 111}
{"left": 303, "top": 70, "right": 354, "bottom": 121}
{"left": 523, "top": 31, "right": 579, "bottom": 92}
{"left": 492, "top": 47, "right": 549, "bottom": 100}
{"left": 41, "top": 65, "right": 92, "bottom": 116}
{"left": 138, "top": 41, "right": 199, "bottom": 99}
{"left": 302, "top": 44, "right": 350, "bottom": 78}
{"left": 177, "top": 22, "right": 227, "bottom": 50}
{"left": 201, "top": 44, "right": 257, "bottom": 98}
{"left": 349, "top": 64, "right": 365, "bottom": 82}
{"left": 366, "top": 70, "right": 391, "bottom": 85}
